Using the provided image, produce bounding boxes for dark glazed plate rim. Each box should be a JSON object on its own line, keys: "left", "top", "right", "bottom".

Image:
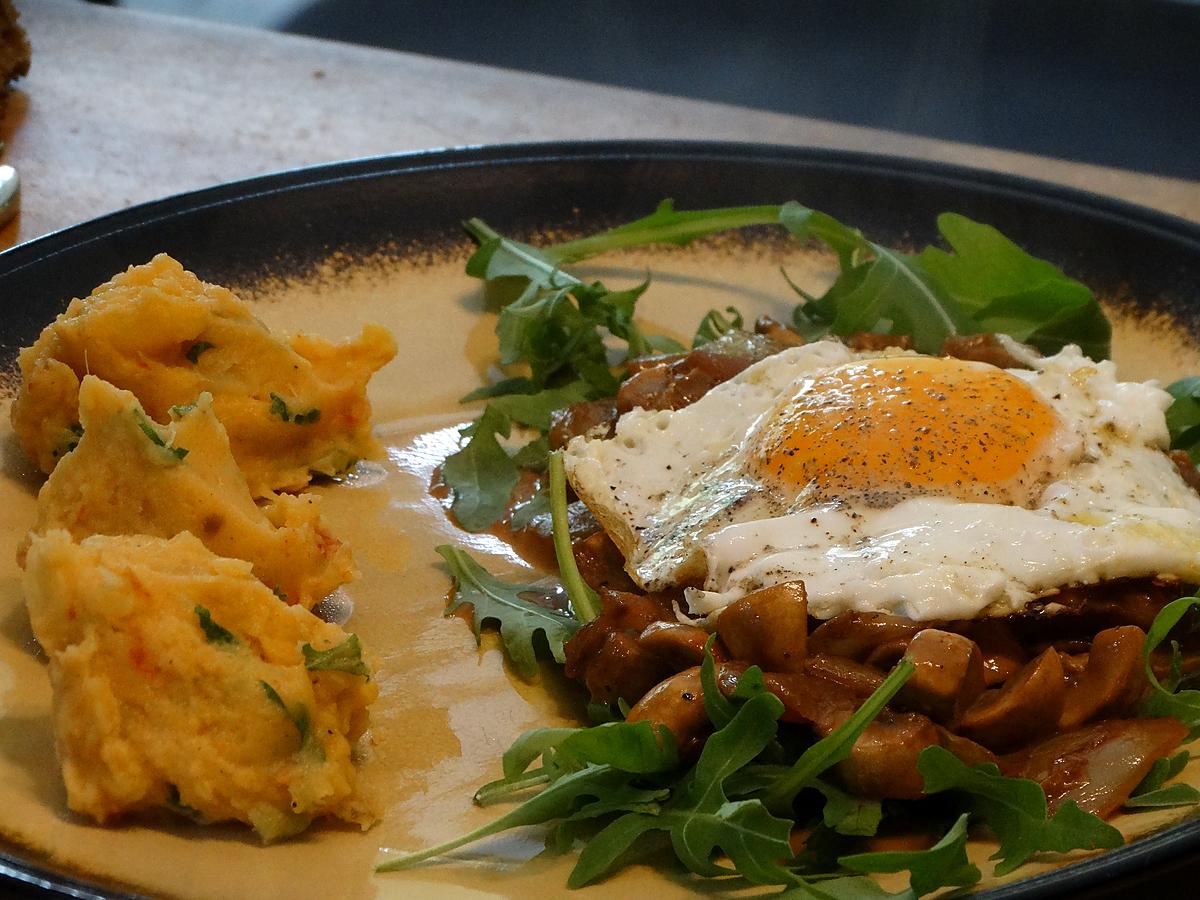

{"left": 1, "top": 139, "right": 1198, "bottom": 900}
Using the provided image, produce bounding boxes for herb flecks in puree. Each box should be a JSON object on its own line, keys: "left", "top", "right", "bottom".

{"left": 11, "top": 255, "right": 395, "bottom": 840}
{"left": 11, "top": 253, "right": 396, "bottom": 496}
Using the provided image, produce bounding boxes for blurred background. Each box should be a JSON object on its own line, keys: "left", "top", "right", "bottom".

{"left": 98, "top": 0, "right": 1200, "bottom": 179}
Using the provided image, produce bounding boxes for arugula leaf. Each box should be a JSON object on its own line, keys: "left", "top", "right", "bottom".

{"left": 487, "top": 381, "right": 593, "bottom": 432}
{"left": 437, "top": 544, "right": 578, "bottom": 679}
{"left": 195, "top": 605, "right": 236, "bottom": 646}
{"left": 548, "top": 450, "right": 600, "bottom": 622}
{"left": 502, "top": 720, "right": 678, "bottom": 782}
{"left": 511, "top": 436, "right": 550, "bottom": 471}
{"left": 700, "top": 635, "right": 738, "bottom": 729}
{"left": 763, "top": 658, "right": 914, "bottom": 813}
{"left": 918, "top": 213, "right": 1110, "bottom": 359}
{"left": 442, "top": 381, "right": 595, "bottom": 532}
{"left": 693, "top": 306, "right": 745, "bottom": 347}
{"left": 544, "top": 200, "right": 785, "bottom": 264}
{"left": 840, "top": 813, "right": 980, "bottom": 897}
{"left": 376, "top": 764, "right": 636, "bottom": 873}
{"left": 569, "top": 691, "right": 795, "bottom": 887}
{"left": 1126, "top": 751, "right": 1200, "bottom": 808}
{"left": 1166, "top": 377, "right": 1200, "bottom": 464}
{"left": 1140, "top": 595, "right": 1200, "bottom": 728}
{"left": 521, "top": 199, "right": 1107, "bottom": 359}
{"left": 509, "top": 487, "right": 549, "bottom": 529}
{"left": 813, "top": 780, "right": 883, "bottom": 837}
{"left": 440, "top": 406, "right": 519, "bottom": 531}
{"left": 302, "top": 634, "right": 370, "bottom": 678}
{"left": 917, "top": 745, "right": 1122, "bottom": 875}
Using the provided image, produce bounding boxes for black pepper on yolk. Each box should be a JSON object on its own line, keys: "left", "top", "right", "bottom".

{"left": 749, "top": 356, "right": 1068, "bottom": 509}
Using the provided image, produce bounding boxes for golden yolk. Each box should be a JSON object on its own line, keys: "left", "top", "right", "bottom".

{"left": 750, "top": 356, "right": 1064, "bottom": 508}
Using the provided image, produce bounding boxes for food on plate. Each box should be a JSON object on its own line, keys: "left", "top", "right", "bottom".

{"left": 8, "top": 256, "right": 395, "bottom": 844}
{"left": 23, "top": 375, "right": 355, "bottom": 609}
{"left": 23, "top": 529, "right": 377, "bottom": 842}
{"left": 10, "top": 253, "right": 397, "bottom": 496}
{"left": 565, "top": 343, "right": 1200, "bottom": 620}
{"left": 380, "top": 202, "right": 1200, "bottom": 895}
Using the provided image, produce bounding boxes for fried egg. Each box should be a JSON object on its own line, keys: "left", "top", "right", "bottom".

{"left": 563, "top": 341, "right": 1200, "bottom": 621}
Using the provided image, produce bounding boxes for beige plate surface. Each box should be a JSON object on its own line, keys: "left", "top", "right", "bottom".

{"left": 0, "top": 238, "right": 1198, "bottom": 898}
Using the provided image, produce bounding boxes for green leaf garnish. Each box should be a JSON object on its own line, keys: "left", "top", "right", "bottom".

{"left": 194, "top": 605, "right": 237, "bottom": 646}
{"left": 812, "top": 780, "right": 883, "bottom": 837}
{"left": 132, "top": 408, "right": 188, "bottom": 460}
{"left": 1126, "top": 751, "right": 1200, "bottom": 808}
{"left": 441, "top": 383, "right": 592, "bottom": 532}
{"left": 543, "top": 200, "right": 785, "bottom": 263}
{"left": 1140, "top": 595, "right": 1200, "bottom": 729}
{"left": 917, "top": 213, "right": 1110, "bottom": 359}
{"left": 269, "top": 393, "right": 321, "bottom": 425}
{"left": 547, "top": 450, "right": 600, "bottom": 623}
{"left": 376, "top": 650, "right": 951, "bottom": 891}
{"left": 437, "top": 544, "right": 579, "bottom": 679}
{"left": 693, "top": 306, "right": 745, "bottom": 347}
{"left": 569, "top": 691, "right": 795, "bottom": 888}
{"left": 762, "top": 657, "right": 915, "bottom": 813}
{"left": 917, "top": 745, "right": 1123, "bottom": 875}
{"left": 441, "top": 406, "right": 519, "bottom": 531}
{"left": 1166, "top": 377, "right": 1200, "bottom": 464}
{"left": 840, "top": 812, "right": 980, "bottom": 896}
{"left": 259, "top": 679, "right": 311, "bottom": 747}
{"left": 185, "top": 340, "right": 215, "bottom": 364}
{"left": 699, "top": 634, "right": 738, "bottom": 729}
{"left": 302, "top": 634, "right": 370, "bottom": 678}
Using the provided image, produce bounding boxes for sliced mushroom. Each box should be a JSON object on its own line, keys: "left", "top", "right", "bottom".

{"left": 895, "top": 629, "right": 986, "bottom": 727}
{"left": 637, "top": 621, "right": 715, "bottom": 670}
{"left": 758, "top": 671, "right": 859, "bottom": 732}
{"left": 578, "top": 631, "right": 675, "bottom": 705}
{"left": 715, "top": 580, "right": 808, "bottom": 672}
{"left": 957, "top": 647, "right": 1066, "bottom": 751}
{"left": 626, "top": 666, "right": 711, "bottom": 757}
{"left": 564, "top": 589, "right": 672, "bottom": 679}
{"left": 548, "top": 397, "right": 618, "bottom": 449}
{"left": 1059, "top": 625, "right": 1149, "bottom": 730}
{"left": 803, "top": 652, "right": 885, "bottom": 698}
{"left": 571, "top": 531, "right": 639, "bottom": 594}
{"left": 564, "top": 589, "right": 676, "bottom": 703}
{"left": 955, "top": 618, "right": 1027, "bottom": 687}
{"left": 754, "top": 315, "right": 807, "bottom": 347}
{"left": 809, "top": 612, "right": 923, "bottom": 662}
{"left": 836, "top": 710, "right": 997, "bottom": 799}
{"left": 843, "top": 332, "right": 915, "bottom": 352}
{"left": 940, "top": 333, "right": 1038, "bottom": 369}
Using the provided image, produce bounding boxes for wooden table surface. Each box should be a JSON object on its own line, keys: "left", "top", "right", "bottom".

{"left": 1, "top": 0, "right": 1198, "bottom": 252}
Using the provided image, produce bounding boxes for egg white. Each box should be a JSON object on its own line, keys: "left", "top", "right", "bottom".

{"left": 565, "top": 342, "right": 1200, "bottom": 621}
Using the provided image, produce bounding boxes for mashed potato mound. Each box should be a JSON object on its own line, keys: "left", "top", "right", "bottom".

{"left": 23, "top": 375, "right": 354, "bottom": 609}
{"left": 10, "top": 254, "right": 397, "bottom": 496}
{"left": 23, "top": 529, "right": 378, "bottom": 842}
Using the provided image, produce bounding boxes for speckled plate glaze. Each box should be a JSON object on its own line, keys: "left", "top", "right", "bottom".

{"left": 0, "top": 142, "right": 1199, "bottom": 900}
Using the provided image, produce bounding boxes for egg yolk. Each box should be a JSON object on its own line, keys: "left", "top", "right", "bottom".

{"left": 750, "top": 356, "right": 1066, "bottom": 508}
